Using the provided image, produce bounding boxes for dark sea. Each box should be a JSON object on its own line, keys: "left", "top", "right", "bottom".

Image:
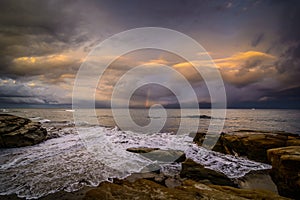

{"left": 0, "top": 108, "right": 299, "bottom": 199}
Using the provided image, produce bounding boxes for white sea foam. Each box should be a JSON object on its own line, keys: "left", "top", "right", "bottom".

{"left": 65, "top": 109, "right": 75, "bottom": 112}
{"left": 39, "top": 119, "right": 51, "bottom": 123}
{"left": 0, "top": 125, "right": 271, "bottom": 199}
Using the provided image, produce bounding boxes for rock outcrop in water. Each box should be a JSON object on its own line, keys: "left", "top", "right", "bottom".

{"left": 193, "top": 130, "right": 300, "bottom": 199}
{"left": 180, "top": 158, "right": 238, "bottom": 187}
{"left": 126, "top": 147, "right": 186, "bottom": 163}
{"left": 267, "top": 146, "right": 300, "bottom": 199}
{"left": 193, "top": 130, "right": 300, "bottom": 164}
{"left": 0, "top": 114, "right": 47, "bottom": 148}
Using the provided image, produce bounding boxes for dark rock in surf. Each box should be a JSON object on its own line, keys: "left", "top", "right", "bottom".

{"left": 126, "top": 147, "right": 160, "bottom": 153}
{"left": 0, "top": 114, "right": 47, "bottom": 148}
{"left": 127, "top": 147, "right": 186, "bottom": 163}
{"left": 199, "top": 115, "right": 211, "bottom": 119}
{"left": 180, "top": 158, "right": 238, "bottom": 187}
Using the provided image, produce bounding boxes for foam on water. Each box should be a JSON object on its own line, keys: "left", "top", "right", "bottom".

{"left": 0, "top": 125, "right": 271, "bottom": 199}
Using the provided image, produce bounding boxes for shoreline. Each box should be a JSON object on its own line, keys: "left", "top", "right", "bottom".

{"left": 0, "top": 114, "right": 299, "bottom": 199}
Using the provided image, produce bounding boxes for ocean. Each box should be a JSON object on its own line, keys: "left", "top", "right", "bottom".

{"left": 0, "top": 108, "right": 299, "bottom": 199}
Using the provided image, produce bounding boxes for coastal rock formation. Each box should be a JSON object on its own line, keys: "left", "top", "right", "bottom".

{"left": 180, "top": 158, "right": 238, "bottom": 187}
{"left": 267, "top": 146, "right": 300, "bottom": 199}
{"left": 193, "top": 130, "right": 300, "bottom": 163}
{"left": 0, "top": 114, "right": 47, "bottom": 148}
{"left": 84, "top": 179, "right": 289, "bottom": 200}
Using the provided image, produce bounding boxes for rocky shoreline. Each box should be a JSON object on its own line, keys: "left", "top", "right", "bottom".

{"left": 0, "top": 114, "right": 299, "bottom": 199}
{"left": 0, "top": 114, "right": 47, "bottom": 148}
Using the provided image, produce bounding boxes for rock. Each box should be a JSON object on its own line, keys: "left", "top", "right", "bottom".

{"left": 84, "top": 179, "right": 202, "bottom": 200}
{"left": 127, "top": 147, "right": 186, "bottom": 163}
{"left": 0, "top": 114, "right": 47, "bottom": 148}
{"left": 207, "top": 183, "right": 290, "bottom": 200}
{"left": 267, "top": 146, "right": 300, "bottom": 199}
{"left": 199, "top": 115, "right": 211, "bottom": 119}
{"left": 191, "top": 132, "right": 206, "bottom": 145}
{"left": 235, "top": 170, "right": 278, "bottom": 194}
{"left": 193, "top": 130, "right": 300, "bottom": 163}
{"left": 191, "top": 132, "right": 220, "bottom": 147}
{"left": 180, "top": 158, "right": 238, "bottom": 187}
{"left": 164, "top": 177, "right": 182, "bottom": 188}
{"left": 84, "top": 179, "right": 289, "bottom": 200}
{"left": 125, "top": 172, "right": 164, "bottom": 183}
{"left": 126, "top": 147, "right": 160, "bottom": 153}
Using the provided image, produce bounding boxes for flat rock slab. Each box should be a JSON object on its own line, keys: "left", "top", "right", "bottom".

{"left": 126, "top": 147, "right": 186, "bottom": 163}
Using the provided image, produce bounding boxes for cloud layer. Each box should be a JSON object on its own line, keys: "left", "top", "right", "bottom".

{"left": 0, "top": 0, "right": 299, "bottom": 108}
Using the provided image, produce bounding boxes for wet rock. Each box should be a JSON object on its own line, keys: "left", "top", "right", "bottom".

{"left": 199, "top": 115, "right": 211, "bottom": 119}
{"left": 0, "top": 114, "right": 47, "bottom": 148}
{"left": 235, "top": 169, "right": 278, "bottom": 194}
{"left": 267, "top": 146, "right": 300, "bottom": 199}
{"left": 180, "top": 158, "right": 238, "bottom": 187}
{"left": 193, "top": 130, "right": 300, "bottom": 163}
{"left": 127, "top": 147, "right": 186, "bottom": 163}
{"left": 126, "top": 147, "right": 160, "bottom": 153}
{"left": 125, "top": 172, "right": 165, "bottom": 183}
{"left": 191, "top": 132, "right": 220, "bottom": 147}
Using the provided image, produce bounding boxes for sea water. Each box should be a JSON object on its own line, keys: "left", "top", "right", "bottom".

{"left": 0, "top": 108, "right": 299, "bottom": 199}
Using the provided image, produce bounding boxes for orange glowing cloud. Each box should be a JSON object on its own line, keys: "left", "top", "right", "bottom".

{"left": 215, "top": 51, "right": 277, "bottom": 86}
{"left": 214, "top": 51, "right": 276, "bottom": 69}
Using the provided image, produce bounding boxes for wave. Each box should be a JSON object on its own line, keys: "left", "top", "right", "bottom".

{"left": 148, "top": 114, "right": 226, "bottom": 120}
{"left": 0, "top": 125, "right": 270, "bottom": 199}
{"left": 65, "top": 109, "right": 75, "bottom": 112}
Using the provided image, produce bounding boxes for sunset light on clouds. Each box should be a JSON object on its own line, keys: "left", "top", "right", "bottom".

{"left": 0, "top": 0, "right": 299, "bottom": 108}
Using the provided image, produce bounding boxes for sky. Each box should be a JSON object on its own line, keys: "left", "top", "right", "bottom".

{"left": 0, "top": 0, "right": 299, "bottom": 108}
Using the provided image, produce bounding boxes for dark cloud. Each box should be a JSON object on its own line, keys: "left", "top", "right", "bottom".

{"left": 0, "top": 0, "right": 299, "bottom": 108}
{"left": 273, "top": 0, "right": 300, "bottom": 88}
{"left": 0, "top": 0, "right": 88, "bottom": 78}
{"left": 251, "top": 33, "right": 264, "bottom": 47}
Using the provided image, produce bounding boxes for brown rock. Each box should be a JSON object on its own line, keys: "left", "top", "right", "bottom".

{"left": 193, "top": 130, "right": 300, "bottom": 163}
{"left": 164, "top": 177, "right": 182, "bottom": 188}
{"left": 180, "top": 158, "right": 238, "bottom": 187}
{"left": 267, "top": 146, "right": 300, "bottom": 199}
{"left": 84, "top": 179, "right": 289, "bottom": 200}
{"left": 0, "top": 114, "right": 47, "bottom": 148}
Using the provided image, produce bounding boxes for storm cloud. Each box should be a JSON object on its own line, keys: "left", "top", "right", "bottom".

{"left": 0, "top": 0, "right": 299, "bottom": 108}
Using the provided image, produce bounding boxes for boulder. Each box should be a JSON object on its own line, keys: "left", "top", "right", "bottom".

{"left": 267, "top": 146, "right": 300, "bottom": 199}
{"left": 0, "top": 114, "right": 47, "bottom": 148}
{"left": 193, "top": 130, "right": 300, "bottom": 163}
{"left": 180, "top": 158, "right": 238, "bottom": 187}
